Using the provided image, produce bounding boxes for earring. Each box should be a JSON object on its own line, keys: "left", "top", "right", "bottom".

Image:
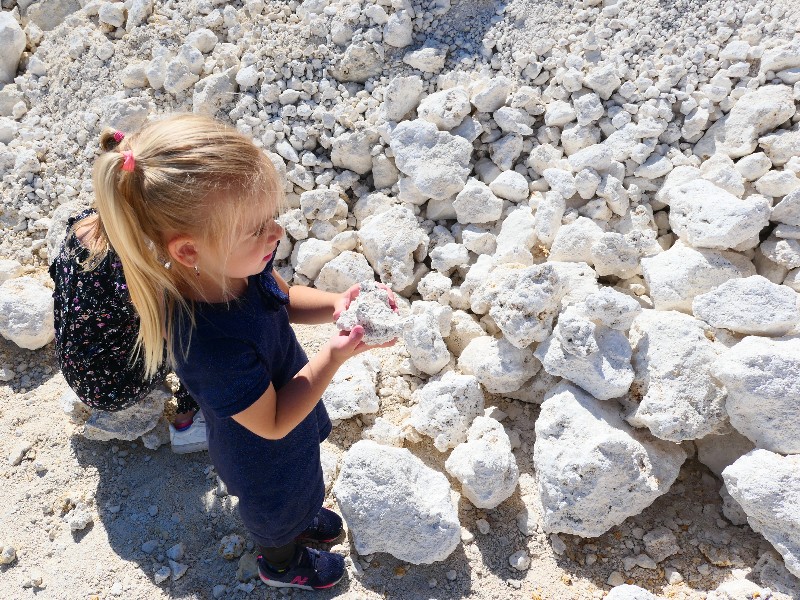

{"left": 194, "top": 265, "right": 200, "bottom": 277}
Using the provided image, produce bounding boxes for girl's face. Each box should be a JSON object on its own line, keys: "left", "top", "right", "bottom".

{"left": 222, "top": 206, "right": 283, "bottom": 281}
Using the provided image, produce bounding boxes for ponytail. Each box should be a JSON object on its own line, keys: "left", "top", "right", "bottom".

{"left": 91, "top": 115, "right": 282, "bottom": 378}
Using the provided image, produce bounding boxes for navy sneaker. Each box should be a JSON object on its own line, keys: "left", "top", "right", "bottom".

{"left": 257, "top": 546, "right": 345, "bottom": 590}
{"left": 295, "top": 507, "right": 343, "bottom": 543}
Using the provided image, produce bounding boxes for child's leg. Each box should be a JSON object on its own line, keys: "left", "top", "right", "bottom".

{"left": 173, "top": 382, "right": 200, "bottom": 429}
{"left": 258, "top": 542, "right": 298, "bottom": 571}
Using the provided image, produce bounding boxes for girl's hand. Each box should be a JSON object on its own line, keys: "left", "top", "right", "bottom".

{"left": 332, "top": 282, "right": 399, "bottom": 321}
{"left": 327, "top": 325, "right": 397, "bottom": 363}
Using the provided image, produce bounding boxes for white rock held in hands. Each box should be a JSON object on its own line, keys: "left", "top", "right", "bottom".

{"left": 334, "top": 440, "right": 460, "bottom": 565}
{"left": 336, "top": 281, "right": 402, "bottom": 345}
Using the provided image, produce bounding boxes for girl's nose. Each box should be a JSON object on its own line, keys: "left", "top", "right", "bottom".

{"left": 269, "top": 221, "right": 284, "bottom": 242}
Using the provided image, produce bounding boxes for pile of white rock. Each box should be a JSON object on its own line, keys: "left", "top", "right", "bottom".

{"left": 1, "top": 0, "right": 799, "bottom": 581}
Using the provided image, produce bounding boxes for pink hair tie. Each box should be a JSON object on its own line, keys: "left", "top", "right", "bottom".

{"left": 121, "top": 150, "right": 136, "bottom": 172}
{"left": 113, "top": 130, "right": 125, "bottom": 143}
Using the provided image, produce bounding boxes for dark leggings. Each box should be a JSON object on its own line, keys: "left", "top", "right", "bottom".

{"left": 259, "top": 541, "right": 298, "bottom": 569}
{"left": 175, "top": 382, "right": 200, "bottom": 414}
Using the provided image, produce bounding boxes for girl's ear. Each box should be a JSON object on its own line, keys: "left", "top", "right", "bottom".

{"left": 167, "top": 235, "right": 199, "bottom": 269}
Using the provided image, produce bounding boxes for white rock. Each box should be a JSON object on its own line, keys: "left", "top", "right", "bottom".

{"left": 582, "top": 287, "right": 642, "bottom": 331}
{"left": 664, "top": 180, "right": 770, "bottom": 250}
{"left": 574, "top": 92, "right": 604, "bottom": 126}
{"left": 98, "top": 2, "right": 126, "bottom": 28}
{"left": 470, "top": 76, "right": 512, "bottom": 113}
{"left": 723, "top": 450, "right": 800, "bottom": 578}
{"left": 567, "top": 144, "right": 614, "bottom": 172}
{"left": 755, "top": 170, "right": 800, "bottom": 197}
{"left": 508, "top": 550, "right": 531, "bottom": 571}
{"left": 402, "top": 47, "right": 447, "bottom": 73}
{"left": 590, "top": 233, "right": 642, "bottom": 279}
{"left": 543, "top": 168, "right": 576, "bottom": 199}
{"left": 494, "top": 107, "right": 533, "bottom": 135}
{"left": 185, "top": 28, "right": 218, "bottom": 53}
{"left": 761, "top": 235, "right": 800, "bottom": 270}
{"left": 300, "top": 188, "right": 340, "bottom": 221}
{"left": 534, "top": 383, "right": 685, "bottom": 537}
{"left": 334, "top": 440, "right": 460, "bottom": 564}
{"left": 153, "top": 566, "right": 171, "bottom": 584}
{"left": 692, "top": 275, "right": 800, "bottom": 335}
{"left": 443, "top": 420, "right": 519, "bottom": 512}
{"left": 331, "top": 42, "right": 382, "bottom": 82}
{"left": 321, "top": 446, "right": 339, "bottom": 491}
{"left": 535, "top": 307, "right": 634, "bottom": 401}
{"left": 403, "top": 311, "right": 450, "bottom": 376}
{"left": 458, "top": 336, "right": 537, "bottom": 394}
{"left": 736, "top": 152, "right": 773, "bottom": 182}
{"left": 0, "top": 259, "right": 22, "bottom": 285}
{"left": 713, "top": 336, "right": 800, "bottom": 454}
{"left": 444, "top": 310, "right": 486, "bottom": 356}
{"left": 331, "top": 129, "right": 379, "bottom": 175}
{"left": 544, "top": 100, "right": 576, "bottom": 127}
{"left": 771, "top": 188, "right": 800, "bottom": 226}
{"left": 471, "top": 264, "right": 565, "bottom": 349}
{"left": 316, "top": 251, "right": 374, "bottom": 293}
{"left": 0, "top": 545, "right": 16, "bottom": 565}
{"left": 383, "top": 75, "right": 423, "bottom": 121}
{"left": 358, "top": 206, "right": 428, "bottom": 292}
{"left": 322, "top": 355, "right": 381, "bottom": 421}
{"left": 126, "top": 0, "right": 153, "bottom": 30}
{"left": 534, "top": 191, "right": 566, "bottom": 246}
{"left": 626, "top": 310, "right": 727, "bottom": 442}
{"left": 759, "top": 128, "right": 800, "bottom": 167}
{"left": 0, "top": 277, "right": 55, "bottom": 350}
{"left": 642, "top": 527, "right": 680, "bottom": 563}
{"left": 409, "top": 371, "right": 485, "bottom": 452}
{"left": 83, "top": 389, "right": 168, "bottom": 441}
{"left": 584, "top": 63, "right": 621, "bottom": 100}
{"left": 336, "top": 281, "right": 402, "bottom": 344}
{"left": 0, "top": 13, "right": 25, "bottom": 84}
{"left": 291, "top": 238, "right": 337, "bottom": 280}
{"left": 496, "top": 206, "right": 536, "bottom": 254}
{"left": 548, "top": 217, "right": 605, "bottom": 264}
{"left": 488, "top": 170, "right": 529, "bottom": 201}
{"left": 430, "top": 243, "right": 468, "bottom": 274}
{"left": 695, "top": 85, "right": 796, "bottom": 159}
{"left": 695, "top": 429, "right": 755, "bottom": 478}
{"left": 65, "top": 503, "right": 93, "bottom": 531}
{"left": 362, "top": 417, "right": 405, "bottom": 447}
{"left": 642, "top": 241, "right": 756, "bottom": 311}
{"left": 389, "top": 119, "right": 472, "bottom": 200}
{"left": 606, "top": 585, "right": 658, "bottom": 600}
{"left": 417, "top": 88, "right": 471, "bottom": 131}
{"left": 383, "top": 10, "right": 413, "bottom": 47}
{"left": 452, "top": 178, "right": 503, "bottom": 225}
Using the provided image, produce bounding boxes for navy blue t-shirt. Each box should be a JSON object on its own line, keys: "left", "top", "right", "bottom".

{"left": 172, "top": 258, "right": 332, "bottom": 547}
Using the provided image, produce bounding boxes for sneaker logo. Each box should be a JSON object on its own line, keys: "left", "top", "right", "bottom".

{"left": 291, "top": 576, "right": 309, "bottom": 585}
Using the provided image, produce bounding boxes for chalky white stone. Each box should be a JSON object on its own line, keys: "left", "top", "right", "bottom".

{"left": 458, "top": 335, "right": 537, "bottom": 394}
{"left": 771, "top": 188, "right": 800, "bottom": 226}
{"left": 713, "top": 336, "right": 800, "bottom": 454}
{"left": 83, "top": 389, "right": 168, "bottom": 442}
{"left": 331, "top": 129, "right": 379, "bottom": 175}
{"left": 723, "top": 450, "right": 800, "bottom": 578}
{"left": 403, "top": 311, "right": 451, "bottom": 376}
{"left": 445, "top": 417, "right": 519, "bottom": 509}
{"left": 606, "top": 585, "right": 658, "bottom": 600}
{"left": 335, "top": 281, "right": 402, "bottom": 345}
{"left": 626, "top": 310, "right": 728, "bottom": 442}
{"left": 452, "top": 178, "right": 503, "bottom": 224}
{"left": 664, "top": 179, "right": 770, "bottom": 250}
{"left": 291, "top": 238, "right": 337, "bottom": 280}
{"left": 692, "top": 275, "right": 800, "bottom": 335}
{"left": 534, "top": 383, "right": 685, "bottom": 538}
{"left": 0, "top": 277, "right": 55, "bottom": 350}
{"left": 357, "top": 206, "right": 429, "bottom": 291}
{"left": 535, "top": 307, "right": 634, "bottom": 401}
{"left": 641, "top": 241, "right": 756, "bottom": 312}
{"left": 581, "top": 287, "right": 642, "bottom": 331}
{"left": 548, "top": 216, "right": 605, "bottom": 264}
{"left": 0, "top": 13, "right": 25, "bottom": 84}
{"left": 402, "top": 47, "right": 447, "bottom": 73}
{"left": 322, "top": 355, "right": 381, "bottom": 421}
{"left": 389, "top": 119, "right": 472, "bottom": 200}
{"left": 334, "top": 440, "right": 460, "bottom": 564}
{"left": 471, "top": 264, "right": 565, "bottom": 349}
{"left": 695, "top": 429, "right": 755, "bottom": 478}
{"left": 383, "top": 75, "right": 423, "bottom": 122}
{"left": 417, "top": 88, "right": 471, "bottom": 131}
{"left": 409, "top": 371, "right": 485, "bottom": 452}
{"left": 315, "top": 251, "right": 375, "bottom": 294}
{"left": 488, "top": 170, "right": 529, "bottom": 202}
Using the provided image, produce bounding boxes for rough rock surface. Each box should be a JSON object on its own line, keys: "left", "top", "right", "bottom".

{"left": 333, "top": 440, "right": 460, "bottom": 565}
{"left": 322, "top": 355, "right": 381, "bottom": 421}
{"left": 0, "top": 276, "right": 55, "bottom": 350}
{"left": 458, "top": 336, "right": 537, "bottom": 394}
{"left": 535, "top": 383, "right": 686, "bottom": 537}
{"left": 82, "top": 389, "right": 168, "bottom": 442}
{"left": 336, "top": 281, "right": 402, "bottom": 345}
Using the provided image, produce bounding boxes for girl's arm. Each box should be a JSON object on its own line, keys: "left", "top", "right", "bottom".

{"left": 273, "top": 270, "right": 396, "bottom": 325}
{"left": 232, "top": 327, "right": 393, "bottom": 440}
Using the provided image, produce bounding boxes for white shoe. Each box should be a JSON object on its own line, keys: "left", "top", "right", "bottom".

{"left": 169, "top": 411, "right": 208, "bottom": 454}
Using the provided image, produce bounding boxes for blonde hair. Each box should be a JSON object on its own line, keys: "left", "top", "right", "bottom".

{"left": 91, "top": 114, "right": 283, "bottom": 378}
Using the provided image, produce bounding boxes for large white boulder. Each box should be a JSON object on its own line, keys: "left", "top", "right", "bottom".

{"left": 692, "top": 275, "right": 800, "bottom": 335}
{"left": 626, "top": 310, "right": 728, "bottom": 442}
{"left": 534, "top": 383, "right": 686, "bottom": 538}
{"left": 389, "top": 119, "right": 472, "bottom": 200}
{"left": 664, "top": 180, "right": 770, "bottom": 250}
{"left": 357, "top": 206, "right": 429, "bottom": 292}
{"left": 0, "top": 13, "right": 25, "bottom": 84}
{"left": 723, "top": 450, "right": 800, "bottom": 578}
{"left": 83, "top": 389, "right": 168, "bottom": 442}
{"left": 641, "top": 241, "right": 756, "bottom": 312}
{"left": 0, "top": 277, "right": 55, "bottom": 350}
{"left": 535, "top": 307, "right": 634, "bottom": 401}
{"left": 471, "top": 264, "right": 565, "bottom": 349}
{"left": 409, "top": 371, "right": 485, "bottom": 452}
{"left": 713, "top": 336, "right": 800, "bottom": 454}
{"left": 444, "top": 417, "right": 519, "bottom": 509}
{"left": 321, "top": 355, "right": 380, "bottom": 421}
{"left": 315, "top": 251, "right": 375, "bottom": 293}
{"left": 383, "top": 75, "right": 423, "bottom": 121}
{"left": 333, "top": 440, "right": 461, "bottom": 564}
{"left": 458, "top": 336, "right": 537, "bottom": 394}
{"left": 417, "top": 88, "right": 471, "bottom": 131}
{"left": 695, "top": 85, "right": 796, "bottom": 159}
{"left": 331, "top": 129, "right": 379, "bottom": 175}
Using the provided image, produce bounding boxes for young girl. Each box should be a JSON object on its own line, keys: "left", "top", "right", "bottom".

{"left": 49, "top": 199, "right": 206, "bottom": 453}
{"left": 90, "top": 114, "right": 394, "bottom": 591}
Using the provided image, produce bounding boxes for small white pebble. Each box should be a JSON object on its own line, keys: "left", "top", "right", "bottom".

{"left": 446, "top": 569, "right": 457, "bottom": 581}
{"left": 476, "top": 519, "right": 491, "bottom": 534}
